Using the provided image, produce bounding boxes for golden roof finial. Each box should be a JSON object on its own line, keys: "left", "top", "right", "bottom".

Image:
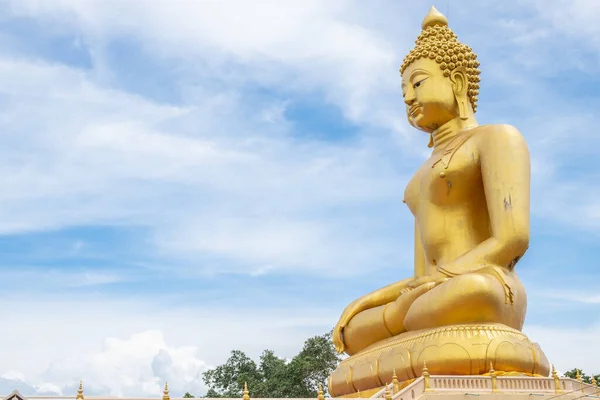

{"left": 422, "top": 362, "right": 432, "bottom": 392}
{"left": 392, "top": 369, "right": 400, "bottom": 394}
{"left": 317, "top": 383, "right": 325, "bottom": 400}
{"left": 489, "top": 362, "right": 498, "bottom": 392}
{"left": 76, "top": 381, "right": 84, "bottom": 400}
{"left": 243, "top": 382, "right": 250, "bottom": 400}
{"left": 384, "top": 382, "right": 392, "bottom": 400}
{"left": 576, "top": 370, "right": 584, "bottom": 393}
{"left": 162, "top": 382, "right": 170, "bottom": 400}
{"left": 421, "top": 6, "right": 449, "bottom": 30}
{"left": 552, "top": 365, "right": 563, "bottom": 394}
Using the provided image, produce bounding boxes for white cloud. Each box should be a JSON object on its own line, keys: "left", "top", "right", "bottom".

{"left": 526, "top": 0, "right": 600, "bottom": 53}
{"left": 43, "top": 331, "right": 207, "bottom": 397}
{"left": 6, "top": 0, "right": 413, "bottom": 140}
{"left": 0, "top": 378, "right": 39, "bottom": 397}
{"left": 0, "top": 372, "right": 61, "bottom": 396}
{"left": 1, "top": 372, "right": 26, "bottom": 382}
{"left": 0, "top": 53, "right": 412, "bottom": 276}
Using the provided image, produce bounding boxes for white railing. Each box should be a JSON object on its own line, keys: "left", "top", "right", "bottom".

{"left": 367, "top": 376, "right": 600, "bottom": 399}
{"left": 391, "top": 377, "right": 423, "bottom": 400}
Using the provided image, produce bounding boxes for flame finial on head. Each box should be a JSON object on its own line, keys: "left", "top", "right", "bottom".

{"left": 422, "top": 6, "right": 448, "bottom": 29}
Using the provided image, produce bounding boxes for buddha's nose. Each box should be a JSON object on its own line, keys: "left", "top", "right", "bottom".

{"left": 404, "top": 93, "right": 416, "bottom": 106}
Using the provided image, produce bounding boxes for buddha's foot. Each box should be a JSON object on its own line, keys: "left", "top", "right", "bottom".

{"left": 328, "top": 323, "right": 549, "bottom": 397}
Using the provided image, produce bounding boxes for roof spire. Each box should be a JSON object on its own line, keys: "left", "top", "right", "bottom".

{"left": 162, "top": 382, "right": 170, "bottom": 400}
{"left": 76, "top": 381, "right": 84, "bottom": 400}
{"left": 242, "top": 382, "right": 250, "bottom": 400}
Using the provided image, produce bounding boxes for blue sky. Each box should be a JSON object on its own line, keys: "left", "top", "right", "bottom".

{"left": 1, "top": 0, "right": 599, "bottom": 397}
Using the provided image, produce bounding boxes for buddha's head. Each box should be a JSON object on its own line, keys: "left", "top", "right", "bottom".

{"left": 400, "top": 7, "right": 481, "bottom": 139}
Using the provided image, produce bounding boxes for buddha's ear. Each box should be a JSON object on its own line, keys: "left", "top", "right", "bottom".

{"left": 450, "top": 66, "right": 468, "bottom": 96}
{"left": 450, "top": 66, "right": 469, "bottom": 120}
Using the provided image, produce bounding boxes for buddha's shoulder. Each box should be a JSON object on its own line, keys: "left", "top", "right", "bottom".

{"left": 471, "top": 124, "right": 528, "bottom": 150}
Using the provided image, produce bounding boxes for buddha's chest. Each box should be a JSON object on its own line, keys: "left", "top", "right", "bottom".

{"left": 405, "top": 143, "right": 482, "bottom": 212}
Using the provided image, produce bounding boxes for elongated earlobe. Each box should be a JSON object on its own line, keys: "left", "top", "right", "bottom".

{"left": 458, "top": 99, "right": 468, "bottom": 121}
{"left": 451, "top": 67, "right": 469, "bottom": 121}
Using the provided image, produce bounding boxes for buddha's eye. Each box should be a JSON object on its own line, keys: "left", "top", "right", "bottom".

{"left": 413, "top": 78, "right": 427, "bottom": 88}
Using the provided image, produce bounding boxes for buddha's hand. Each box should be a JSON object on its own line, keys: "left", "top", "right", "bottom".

{"left": 332, "top": 299, "right": 363, "bottom": 354}
{"left": 407, "top": 271, "right": 450, "bottom": 289}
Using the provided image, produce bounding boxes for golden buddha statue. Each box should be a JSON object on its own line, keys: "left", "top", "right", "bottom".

{"left": 328, "top": 6, "right": 550, "bottom": 397}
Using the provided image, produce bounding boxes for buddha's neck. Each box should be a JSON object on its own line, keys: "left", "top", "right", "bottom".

{"left": 432, "top": 116, "right": 479, "bottom": 150}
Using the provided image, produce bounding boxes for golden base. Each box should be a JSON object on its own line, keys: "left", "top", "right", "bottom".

{"left": 328, "top": 323, "right": 550, "bottom": 397}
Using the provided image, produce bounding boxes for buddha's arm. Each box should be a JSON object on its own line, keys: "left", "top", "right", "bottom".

{"left": 345, "top": 278, "right": 415, "bottom": 317}
{"left": 414, "top": 220, "right": 427, "bottom": 278}
{"left": 439, "top": 125, "right": 530, "bottom": 276}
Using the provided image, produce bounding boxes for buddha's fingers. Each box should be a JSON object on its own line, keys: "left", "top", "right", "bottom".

{"left": 407, "top": 272, "right": 450, "bottom": 288}
{"left": 384, "top": 282, "right": 436, "bottom": 335}
{"left": 332, "top": 326, "right": 345, "bottom": 353}
{"left": 401, "top": 281, "right": 436, "bottom": 304}
{"left": 399, "top": 287, "right": 413, "bottom": 295}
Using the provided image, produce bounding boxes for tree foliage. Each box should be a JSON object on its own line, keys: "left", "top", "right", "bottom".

{"left": 201, "top": 332, "right": 341, "bottom": 398}
{"left": 563, "top": 368, "right": 600, "bottom": 384}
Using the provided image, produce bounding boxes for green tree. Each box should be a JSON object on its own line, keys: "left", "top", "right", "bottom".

{"left": 563, "top": 368, "right": 600, "bottom": 384}
{"left": 183, "top": 393, "right": 195, "bottom": 398}
{"left": 202, "top": 332, "right": 341, "bottom": 398}
{"left": 287, "top": 332, "right": 341, "bottom": 396}
{"left": 202, "top": 350, "right": 263, "bottom": 397}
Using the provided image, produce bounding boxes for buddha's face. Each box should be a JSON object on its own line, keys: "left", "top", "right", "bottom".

{"left": 401, "top": 57, "right": 458, "bottom": 133}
